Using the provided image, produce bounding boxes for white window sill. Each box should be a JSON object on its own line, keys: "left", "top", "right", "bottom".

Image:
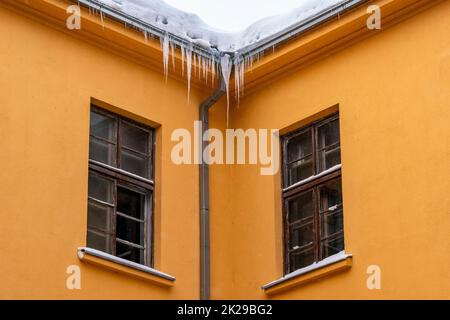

{"left": 77, "top": 247, "right": 175, "bottom": 286}
{"left": 262, "top": 251, "right": 352, "bottom": 295}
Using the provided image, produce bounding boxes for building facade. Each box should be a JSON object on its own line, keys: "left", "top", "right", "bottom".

{"left": 0, "top": 0, "right": 449, "bottom": 299}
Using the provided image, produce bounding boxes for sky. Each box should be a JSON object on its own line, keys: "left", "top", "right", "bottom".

{"left": 163, "top": 0, "right": 307, "bottom": 32}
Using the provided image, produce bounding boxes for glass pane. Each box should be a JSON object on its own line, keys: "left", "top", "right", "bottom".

{"left": 321, "top": 212, "right": 343, "bottom": 239}
{"left": 121, "top": 122, "right": 150, "bottom": 154}
{"left": 290, "top": 248, "right": 314, "bottom": 271}
{"left": 88, "top": 173, "right": 113, "bottom": 203}
{"left": 120, "top": 149, "right": 148, "bottom": 178}
{"left": 317, "top": 119, "right": 341, "bottom": 172}
{"left": 287, "top": 130, "right": 312, "bottom": 162}
{"left": 89, "top": 138, "right": 116, "bottom": 166}
{"left": 117, "top": 187, "right": 145, "bottom": 220}
{"left": 319, "top": 178, "right": 343, "bottom": 212}
{"left": 321, "top": 237, "right": 344, "bottom": 259}
{"left": 288, "top": 190, "right": 313, "bottom": 223}
{"left": 318, "top": 147, "right": 341, "bottom": 172}
{"left": 116, "top": 215, "right": 144, "bottom": 246}
{"left": 290, "top": 223, "right": 314, "bottom": 250}
{"left": 87, "top": 229, "right": 111, "bottom": 253}
{"left": 90, "top": 111, "right": 116, "bottom": 142}
{"left": 116, "top": 241, "right": 144, "bottom": 264}
{"left": 317, "top": 119, "right": 340, "bottom": 149}
{"left": 287, "top": 156, "right": 313, "bottom": 186}
{"left": 87, "top": 201, "right": 112, "bottom": 232}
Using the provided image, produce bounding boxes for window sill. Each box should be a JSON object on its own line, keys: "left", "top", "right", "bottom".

{"left": 77, "top": 247, "right": 175, "bottom": 287}
{"left": 262, "top": 251, "right": 352, "bottom": 296}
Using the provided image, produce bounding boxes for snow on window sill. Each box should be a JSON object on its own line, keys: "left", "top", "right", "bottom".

{"left": 77, "top": 247, "right": 175, "bottom": 287}
{"left": 283, "top": 164, "right": 342, "bottom": 192}
{"left": 262, "top": 251, "right": 352, "bottom": 296}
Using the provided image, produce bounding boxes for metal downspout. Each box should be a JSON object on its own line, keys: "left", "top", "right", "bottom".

{"left": 199, "top": 74, "right": 226, "bottom": 300}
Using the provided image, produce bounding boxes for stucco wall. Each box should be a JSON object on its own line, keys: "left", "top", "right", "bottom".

{"left": 221, "top": 0, "right": 450, "bottom": 299}
{"left": 0, "top": 5, "right": 210, "bottom": 299}
{"left": 0, "top": 0, "right": 448, "bottom": 300}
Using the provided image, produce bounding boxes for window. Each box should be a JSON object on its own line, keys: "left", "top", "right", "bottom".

{"left": 281, "top": 113, "right": 344, "bottom": 274}
{"left": 87, "top": 106, "right": 154, "bottom": 266}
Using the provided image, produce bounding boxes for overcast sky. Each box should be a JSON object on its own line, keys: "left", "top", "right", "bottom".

{"left": 163, "top": 0, "right": 305, "bottom": 32}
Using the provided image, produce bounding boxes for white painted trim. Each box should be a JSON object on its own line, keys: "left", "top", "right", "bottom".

{"left": 77, "top": 247, "right": 175, "bottom": 281}
{"left": 262, "top": 251, "right": 351, "bottom": 289}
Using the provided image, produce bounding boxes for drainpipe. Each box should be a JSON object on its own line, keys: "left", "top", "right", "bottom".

{"left": 199, "top": 74, "right": 226, "bottom": 300}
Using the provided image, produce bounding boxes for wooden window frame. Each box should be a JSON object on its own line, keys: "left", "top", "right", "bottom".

{"left": 281, "top": 113, "right": 343, "bottom": 275}
{"left": 88, "top": 105, "right": 155, "bottom": 267}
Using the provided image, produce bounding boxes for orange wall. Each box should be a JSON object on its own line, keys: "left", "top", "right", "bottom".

{"left": 0, "top": 0, "right": 449, "bottom": 300}
{"left": 0, "top": 4, "right": 212, "bottom": 299}
{"left": 218, "top": 0, "right": 450, "bottom": 299}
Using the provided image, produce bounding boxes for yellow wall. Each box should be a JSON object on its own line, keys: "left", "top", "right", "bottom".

{"left": 0, "top": 4, "right": 212, "bottom": 299}
{"left": 0, "top": 0, "right": 449, "bottom": 300}
{"left": 218, "top": 0, "right": 450, "bottom": 299}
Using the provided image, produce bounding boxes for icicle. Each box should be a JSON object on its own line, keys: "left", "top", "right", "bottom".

{"left": 186, "top": 46, "right": 193, "bottom": 103}
{"left": 240, "top": 60, "right": 245, "bottom": 99}
{"left": 197, "top": 55, "right": 202, "bottom": 79}
{"left": 181, "top": 46, "right": 185, "bottom": 77}
{"left": 170, "top": 41, "right": 176, "bottom": 72}
{"left": 202, "top": 57, "right": 205, "bottom": 81}
{"left": 205, "top": 58, "right": 209, "bottom": 86}
{"left": 161, "top": 34, "right": 170, "bottom": 81}
{"left": 234, "top": 58, "right": 240, "bottom": 102}
{"left": 211, "top": 59, "right": 216, "bottom": 87}
{"left": 100, "top": 10, "right": 105, "bottom": 29}
{"left": 192, "top": 53, "right": 197, "bottom": 79}
{"left": 220, "top": 54, "right": 232, "bottom": 126}
{"left": 143, "top": 30, "right": 148, "bottom": 42}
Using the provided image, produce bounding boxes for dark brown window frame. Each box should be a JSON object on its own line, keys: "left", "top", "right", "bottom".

{"left": 281, "top": 113, "right": 343, "bottom": 274}
{"left": 88, "top": 105, "right": 155, "bottom": 267}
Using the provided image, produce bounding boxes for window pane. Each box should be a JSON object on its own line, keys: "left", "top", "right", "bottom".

{"left": 318, "top": 147, "right": 341, "bottom": 172}
{"left": 288, "top": 190, "right": 313, "bottom": 223}
{"left": 89, "top": 138, "right": 116, "bottom": 166}
{"left": 117, "top": 187, "right": 145, "bottom": 220}
{"left": 290, "top": 223, "right": 314, "bottom": 250}
{"left": 290, "top": 247, "right": 314, "bottom": 271}
{"left": 116, "top": 215, "right": 144, "bottom": 246}
{"left": 121, "top": 122, "right": 150, "bottom": 154}
{"left": 319, "top": 178, "right": 343, "bottom": 212}
{"left": 321, "top": 212, "right": 343, "bottom": 239}
{"left": 116, "top": 187, "right": 145, "bottom": 246}
{"left": 116, "top": 241, "right": 144, "bottom": 264}
{"left": 120, "top": 149, "right": 148, "bottom": 178}
{"left": 321, "top": 237, "right": 344, "bottom": 259}
{"left": 87, "top": 201, "right": 112, "bottom": 232}
{"left": 87, "top": 229, "right": 111, "bottom": 253}
{"left": 90, "top": 111, "right": 116, "bottom": 142}
{"left": 287, "top": 156, "right": 313, "bottom": 186}
{"left": 317, "top": 119, "right": 340, "bottom": 149}
{"left": 317, "top": 119, "right": 341, "bottom": 172}
{"left": 88, "top": 173, "right": 113, "bottom": 203}
{"left": 287, "top": 130, "right": 312, "bottom": 162}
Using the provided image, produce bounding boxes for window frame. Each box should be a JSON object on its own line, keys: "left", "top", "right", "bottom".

{"left": 281, "top": 113, "right": 343, "bottom": 275}
{"left": 88, "top": 105, "right": 155, "bottom": 267}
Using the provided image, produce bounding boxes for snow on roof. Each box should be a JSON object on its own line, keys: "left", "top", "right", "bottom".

{"left": 98, "top": 0, "right": 344, "bottom": 52}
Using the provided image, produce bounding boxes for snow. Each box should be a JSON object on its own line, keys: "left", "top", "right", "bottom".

{"left": 93, "top": 0, "right": 345, "bottom": 103}
{"left": 283, "top": 164, "right": 342, "bottom": 192}
{"left": 262, "top": 250, "right": 351, "bottom": 289}
{"left": 98, "top": 0, "right": 344, "bottom": 51}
